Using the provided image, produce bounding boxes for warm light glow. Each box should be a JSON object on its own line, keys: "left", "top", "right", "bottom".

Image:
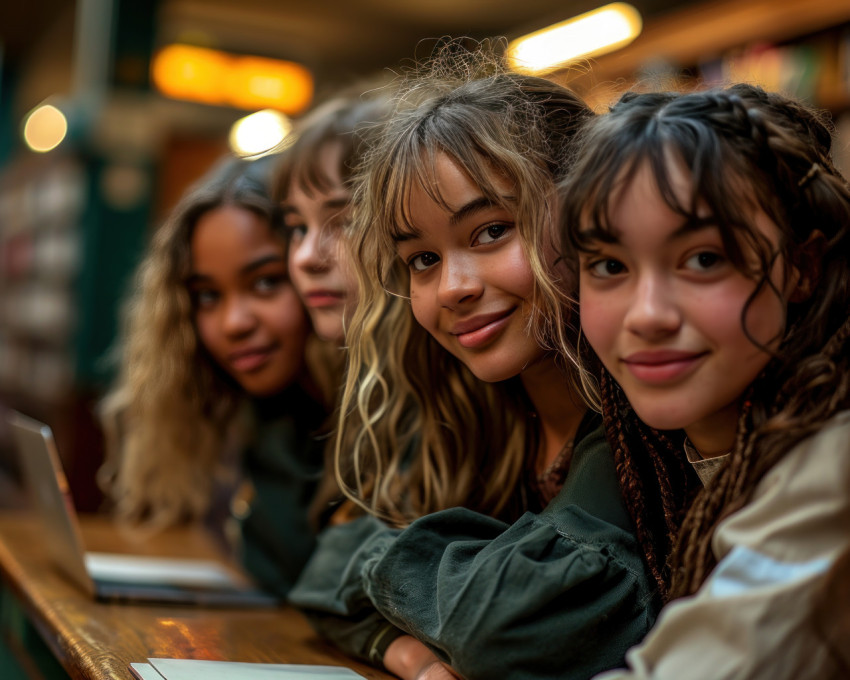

{"left": 151, "top": 44, "right": 313, "bottom": 114}
{"left": 227, "top": 56, "right": 313, "bottom": 113}
{"left": 152, "top": 44, "right": 229, "bottom": 105}
{"left": 507, "top": 3, "right": 642, "bottom": 74}
{"left": 229, "top": 109, "right": 293, "bottom": 158}
{"left": 22, "top": 104, "right": 68, "bottom": 153}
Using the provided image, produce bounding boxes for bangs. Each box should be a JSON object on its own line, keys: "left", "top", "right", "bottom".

{"left": 570, "top": 118, "right": 774, "bottom": 275}
{"left": 285, "top": 142, "right": 340, "bottom": 199}
{"left": 386, "top": 127, "right": 519, "bottom": 242}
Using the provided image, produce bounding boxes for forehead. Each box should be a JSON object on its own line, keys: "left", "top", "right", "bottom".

{"left": 191, "top": 206, "right": 284, "bottom": 262}
{"left": 579, "top": 151, "right": 697, "bottom": 232}
{"left": 286, "top": 140, "right": 346, "bottom": 199}
{"left": 402, "top": 149, "right": 513, "bottom": 209}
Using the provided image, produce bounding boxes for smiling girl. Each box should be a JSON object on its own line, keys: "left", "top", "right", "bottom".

{"left": 289, "top": 46, "right": 697, "bottom": 680}
{"left": 99, "top": 156, "right": 330, "bottom": 597}
{"left": 561, "top": 84, "right": 850, "bottom": 679}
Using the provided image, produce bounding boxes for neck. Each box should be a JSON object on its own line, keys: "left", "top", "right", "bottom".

{"left": 520, "top": 353, "right": 586, "bottom": 472}
{"left": 685, "top": 400, "right": 741, "bottom": 459}
{"left": 296, "top": 366, "right": 327, "bottom": 410}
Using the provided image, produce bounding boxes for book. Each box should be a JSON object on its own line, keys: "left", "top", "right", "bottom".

{"left": 129, "top": 658, "right": 367, "bottom": 680}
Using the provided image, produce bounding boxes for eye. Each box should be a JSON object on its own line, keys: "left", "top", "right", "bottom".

{"left": 475, "top": 222, "right": 511, "bottom": 245}
{"left": 192, "top": 288, "right": 219, "bottom": 309}
{"left": 684, "top": 250, "right": 725, "bottom": 272}
{"left": 285, "top": 223, "right": 307, "bottom": 242}
{"left": 408, "top": 252, "right": 440, "bottom": 273}
{"left": 253, "top": 273, "right": 287, "bottom": 294}
{"left": 325, "top": 211, "right": 350, "bottom": 231}
{"left": 586, "top": 258, "right": 627, "bottom": 278}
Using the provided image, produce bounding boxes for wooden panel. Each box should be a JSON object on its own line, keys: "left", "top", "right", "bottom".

{"left": 0, "top": 513, "right": 392, "bottom": 680}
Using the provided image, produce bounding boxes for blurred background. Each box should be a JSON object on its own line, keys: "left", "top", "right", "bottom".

{"left": 1, "top": 0, "right": 849, "bottom": 510}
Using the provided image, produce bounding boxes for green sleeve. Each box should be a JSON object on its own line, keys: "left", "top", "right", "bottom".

{"left": 362, "top": 426, "right": 659, "bottom": 680}
{"left": 291, "top": 426, "right": 659, "bottom": 679}
{"left": 238, "top": 410, "right": 324, "bottom": 598}
{"left": 288, "top": 515, "right": 405, "bottom": 665}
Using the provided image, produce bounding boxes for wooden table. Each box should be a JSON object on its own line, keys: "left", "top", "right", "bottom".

{"left": 0, "top": 512, "right": 393, "bottom": 680}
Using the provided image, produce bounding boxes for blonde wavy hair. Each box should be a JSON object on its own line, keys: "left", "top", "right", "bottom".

{"left": 98, "top": 155, "right": 308, "bottom": 528}
{"left": 334, "top": 43, "right": 594, "bottom": 526}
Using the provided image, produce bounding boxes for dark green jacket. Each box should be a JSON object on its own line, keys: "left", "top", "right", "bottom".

{"left": 289, "top": 425, "right": 659, "bottom": 680}
{"left": 237, "top": 393, "right": 325, "bottom": 598}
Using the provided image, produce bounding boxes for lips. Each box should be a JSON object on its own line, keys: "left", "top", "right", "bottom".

{"left": 622, "top": 349, "right": 708, "bottom": 384}
{"left": 451, "top": 309, "right": 515, "bottom": 349}
{"left": 303, "top": 289, "right": 346, "bottom": 308}
{"left": 228, "top": 345, "right": 277, "bottom": 373}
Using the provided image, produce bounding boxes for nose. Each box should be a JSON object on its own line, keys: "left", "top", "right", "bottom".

{"left": 291, "top": 225, "right": 332, "bottom": 275}
{"left": 436, "top": 254, "right": 483, "bottom": 309}
{"left": 222, "top": 295, "right": 257, "bottom": 337}
{"left": 623, "top": 273, "right": 682, "bottom": 340}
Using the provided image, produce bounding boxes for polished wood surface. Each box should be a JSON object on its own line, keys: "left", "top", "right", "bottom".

{"left": 0, "top": 512, "right": 393, "bottom": 680}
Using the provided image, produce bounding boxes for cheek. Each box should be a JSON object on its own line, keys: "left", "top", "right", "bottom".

{"left": 336, "top": 244, "right": 359, "bottom": 300}
{"left": 501, "top": 244, "right": 536, "bottom": 300}
{"left": 742, "top": 285, "right": 788, "bottom": 348}
{"left": 409, "top": 287, "right": 434, "bottom": 331}
{"left": 579, "top": 287, "right": 618, "bottom": 353}
{"left": 194, "top": 312, "right": 221, "bottom": 356}
{"left": 288, "top": 249, "right": 309, "bottom": 297}
{"left": 277, "top": 289, "right": 312, "bottom": 341}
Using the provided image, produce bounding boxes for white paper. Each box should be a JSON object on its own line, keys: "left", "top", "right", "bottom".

{"left": 129, "top": 663, "right": 167, "bottom": 680}
{"left": 145, "top": 658, "right": 366, "bottom": 679}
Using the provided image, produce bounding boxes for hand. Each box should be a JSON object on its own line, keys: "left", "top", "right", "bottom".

{"left": 384, "top": 635, "right": 458, "bottom": 680}
{"left": 415, "top": 660, "right": 462, "bottom": 680}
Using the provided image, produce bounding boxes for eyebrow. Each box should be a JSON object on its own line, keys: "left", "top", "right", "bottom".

{"left": 582, "top": 217, "right": 717, "bottom": 244}
{"left": 392, "top": 195, "right": 513, "bottom": 243}
{"left": 281, "top": 196, "right": 350, "bottom": 218}
{"left": 449, "top": 196, "right": 504, "bottom": 226}
{"left": 187, "top": 254, "right": 286, "bottom": 283}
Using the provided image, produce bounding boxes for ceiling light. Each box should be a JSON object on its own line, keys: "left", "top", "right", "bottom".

{"left": 22, "top": 104, "right": 68, "bottom": 153}
{"left": 229, "top": 109, "right": 293, "bottom": 158}
{"left": 152, "top": 45, "right": 313, "bottom": 115}
{"left": 507, "top": 3, "right": 642, "bottom": 74}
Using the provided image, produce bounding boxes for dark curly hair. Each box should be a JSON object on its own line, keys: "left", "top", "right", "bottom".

{"left": 561, "top": 83, "right": 850, "bottom": 599}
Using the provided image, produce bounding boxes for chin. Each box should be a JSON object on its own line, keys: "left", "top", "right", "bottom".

{"left": 311, "top": 315, "right": 345, "bottom": 344}
{"left": 465, "top": 362, "right": 520, "bottom": 384}
{"left": 631, "top": 403, "right": 692, "bottom": 433}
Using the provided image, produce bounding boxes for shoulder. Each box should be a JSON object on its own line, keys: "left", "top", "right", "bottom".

{"left": 713, "top": 409, "right": 850, "bottom": 566}
{"left": 543, "top": 423, "right": 633, "bottom": 532}
{"left": 754, "top": 409, "right": 850, "bottom": 504}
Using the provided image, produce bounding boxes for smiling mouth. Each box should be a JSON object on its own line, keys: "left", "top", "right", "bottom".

{"left": 304, "top": 290, "right": 345, "bottom": 308}
{"left": 452, "top": 309, "right": 515, "bottom": 349}
{"left": 229, "top": 346, "right": 277, "bottom": 373}
{"left": 622, "top": 350, "right": 708, "bottom": 384}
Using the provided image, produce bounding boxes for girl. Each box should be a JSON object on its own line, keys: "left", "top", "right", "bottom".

{"left": 275, "top": 93, "right": 390, "bottom": 346}
{"left": 289, "top": 47, "right": 697, "bottom": 680}
{"left": 561, "top": 84, "right": 850, "bottom": 679}
{"left": 272, "top": 91, "right": 393, "bottom": 531}
{"left": 99, "top": 156, "right": 330, "bottom": 597}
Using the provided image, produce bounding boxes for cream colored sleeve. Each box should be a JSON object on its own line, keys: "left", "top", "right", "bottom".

{"left": 596, "top": 411, "right": 850, "bottom": 680}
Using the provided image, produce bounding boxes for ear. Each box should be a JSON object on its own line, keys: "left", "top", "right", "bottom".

{"left": 788, "top": 229, "right": 827, "bottom": 303}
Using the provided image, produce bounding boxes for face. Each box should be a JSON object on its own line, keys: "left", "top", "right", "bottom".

{"left": 189, "top": 205, "right": 311, "bottom": 397}
{"left": 578, "top": 160, "right": 794, "bottom": 456}
{"left": 283, "top": 143, "right": 358, "bottom": 343}
{"left": 394, "top": 153, "right": 545, "bottom": 383}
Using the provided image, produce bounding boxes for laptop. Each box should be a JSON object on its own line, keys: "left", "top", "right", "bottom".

{"left": 8, "top": 410, "right": 278, "bottom": 607}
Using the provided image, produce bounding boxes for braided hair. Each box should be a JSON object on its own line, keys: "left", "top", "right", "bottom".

{"left": 562, "top": 83, "right": 850, "bottom": 600}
